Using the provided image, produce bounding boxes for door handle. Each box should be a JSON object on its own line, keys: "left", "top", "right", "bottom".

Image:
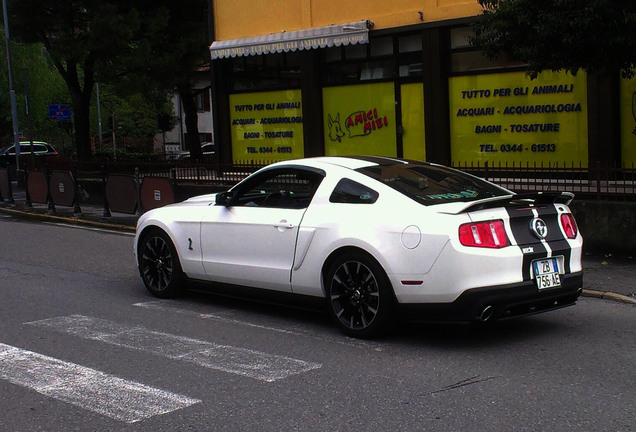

{"left": 274, "top": 220, "right": 294, "bottom": 229}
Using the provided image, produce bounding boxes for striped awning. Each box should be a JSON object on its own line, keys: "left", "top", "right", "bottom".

{"left": 210, "top": 20, "right": 372, "bottom": 60}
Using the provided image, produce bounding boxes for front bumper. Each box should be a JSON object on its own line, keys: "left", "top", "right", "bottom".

{"left": 398, "top": 272, "right": 583, "bottom": 323}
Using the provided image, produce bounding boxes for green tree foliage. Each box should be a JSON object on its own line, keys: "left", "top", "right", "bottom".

{"left": 7, "top": 0, "right": 208, "bottom": 159}
{"left": 471, "top": 0, "right": 636, "bottom": 78}
{"left": 7, "top": 0, "right": 149, "bottom": 158}
{"left": 0, "top": 36, "right": 69, "bottom": 149}
{"left": 103, "top": 0, "right": 209, "bottom": 159}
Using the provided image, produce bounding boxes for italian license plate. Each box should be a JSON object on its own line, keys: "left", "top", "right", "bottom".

{"left": 532, "top": 258, "right": 561, "bottom": 290}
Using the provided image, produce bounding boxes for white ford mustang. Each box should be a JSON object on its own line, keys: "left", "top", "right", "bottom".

{"left": 134, "top": 156, "right": 583, "bottom": 337}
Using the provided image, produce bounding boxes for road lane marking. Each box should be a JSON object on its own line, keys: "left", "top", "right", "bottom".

{"left": 134, "top": 300, "right": 304, "bottom": 335}
{"left": 0, "top": 342, "right": 200, "bottom": 423}
{"left": 27, "top": 315, "right": 322, "bottom": 382}
{"left": 133, "top": 300, "right": 384, "bottom": 351}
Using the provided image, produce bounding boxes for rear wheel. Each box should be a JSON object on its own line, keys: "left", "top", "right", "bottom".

{"left": 139, "top": 230, "right": 185, "bottom": 298}
{"left": 325, "top": 252, "right": 395, "bottom": 338}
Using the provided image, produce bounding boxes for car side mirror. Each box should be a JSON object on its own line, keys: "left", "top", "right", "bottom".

{"left": 216, "top": 191, "right": 234, "bottom": 207}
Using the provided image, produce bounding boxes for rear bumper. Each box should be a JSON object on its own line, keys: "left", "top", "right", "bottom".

{"left": 398, "top": 272, "right": 583, "bottom": 322}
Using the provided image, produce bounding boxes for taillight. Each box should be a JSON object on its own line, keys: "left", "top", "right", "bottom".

{"left": 459, "top": 220, "right": 510, "bottom": 248}
{"left": 560, "top": 213, "right": 578, "bottom": 239}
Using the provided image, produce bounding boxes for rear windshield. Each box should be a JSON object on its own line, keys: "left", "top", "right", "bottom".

{"left": 357, "top": 163, "right": 510, "bottom": 205}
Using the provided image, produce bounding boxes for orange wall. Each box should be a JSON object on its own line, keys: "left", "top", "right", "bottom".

{"left": 213, "top": 0, "right": 481, "bottom": 40}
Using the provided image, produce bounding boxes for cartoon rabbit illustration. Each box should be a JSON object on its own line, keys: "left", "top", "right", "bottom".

{"left": 328, "top": 113, "right": 345, "bottom": 143}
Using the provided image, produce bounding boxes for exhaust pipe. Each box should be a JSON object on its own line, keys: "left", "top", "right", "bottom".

{"left": 479, "top": 305, "right": 494, "bottom": 322}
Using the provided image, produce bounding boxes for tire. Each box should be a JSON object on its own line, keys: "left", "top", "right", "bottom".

{"left": 325, "top": 251, "right": 395, "bottom": 338}
{"left": 138, "top": 230, "right": 185, "bottom": 298}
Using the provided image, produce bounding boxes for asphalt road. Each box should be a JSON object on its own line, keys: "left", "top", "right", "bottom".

{"left": 0, "top": 218, "right": 634, "bottom": 432}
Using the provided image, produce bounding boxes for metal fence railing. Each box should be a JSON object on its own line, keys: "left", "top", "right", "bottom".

{"left": 9, "top": 157, "right": 636, "bottom": 201}
{"left": 452, "top": 161, "right": 636, "bottom": 201}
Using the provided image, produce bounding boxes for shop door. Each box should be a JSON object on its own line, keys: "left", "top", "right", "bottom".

{"left": 400, "top": 83, "right": 426, "bottom": 161}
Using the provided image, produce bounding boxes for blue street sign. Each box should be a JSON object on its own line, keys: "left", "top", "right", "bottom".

{"left": 49, "top": 104, "right": 72, "bottom": 121}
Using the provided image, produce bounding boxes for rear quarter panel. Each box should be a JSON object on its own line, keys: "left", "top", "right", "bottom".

{"left": 290, "top": 170, "right": 459, "bottom": 298}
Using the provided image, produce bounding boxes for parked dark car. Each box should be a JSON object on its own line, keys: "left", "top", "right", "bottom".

{"left": 176, "top": 142, "right": 216, "bottom": 161}
{"left": 0, "top": 141, "right": 59, "bottom": 164}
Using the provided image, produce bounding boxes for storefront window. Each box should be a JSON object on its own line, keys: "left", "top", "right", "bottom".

{"left": 449, "top": 26, "right": 524, "bottom": 74}
{"left": 620, "top": 75, "right": 636, "bottom": 167}
{"left": 451, "top": 51, "right": 521, "bottom": 74}
{"left": 228, "top": 89, "right": 304, "bottom": 163}
{"left": 401, "top": 83, "right": 426, "bottom": 161}
{"left": 450, "top": 27, "right": 472, "bottom": 49}
{"left": 324, "top": 59, "right": 396, "bottom": 85}
{"left": 370, "top": 37, "right": 393, "bottom": 57}
{"left": 448, "top": 70, "right": 589, "bottom": 167}
{"left": 360, "top": 61, "right": 395, "bottom": 81}
{"left": 399, "top": 60, "right": 423, "bottom": 78}
{"left": 399, "top": 35, "right": 422, "bottom": 53}
{"left": 230, "top": 52, "right": 302, "bottom": 92}
{"left": 323, "top": 47, "right": 342, "bottom": 63}
{"left": 345, "top": 44, "right": 367, "bottom": 60}
{"left": 322, "top": 82, "right": 397, "bottom": 157}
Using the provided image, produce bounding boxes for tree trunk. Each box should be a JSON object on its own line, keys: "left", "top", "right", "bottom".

{"left": 70, "top": 92, "right": 93, "bottom": 160}
{"left": 179, "top": 88, "right": 202, "bottom": 160}
{"left": 53, "top": 58, "right": 94, "bottom": 160}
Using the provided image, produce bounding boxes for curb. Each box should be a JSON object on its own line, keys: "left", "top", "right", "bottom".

{"left": 582, "top": 289, "right": 636, "bottom": 305}
{"left": 0, "top": 206, "right": 136, "bottom": 233}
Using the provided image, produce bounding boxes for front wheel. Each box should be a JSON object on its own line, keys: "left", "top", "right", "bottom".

{"left": 325, "top": 252, "right": 395, "bottom": 338}
{"left": 138, "top": 230, "right": 185, "bottom": 298}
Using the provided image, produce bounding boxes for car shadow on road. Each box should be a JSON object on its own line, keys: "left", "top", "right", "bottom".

{"left": 177, "top": 284, "right": 572, "bottom": 348}
{"left": 389, "top": 316, "right": 571, "bottom": 349}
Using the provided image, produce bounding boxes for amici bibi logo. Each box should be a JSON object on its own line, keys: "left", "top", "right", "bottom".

{"left": 327, "top": 108, "right": 389, "bottom": 142}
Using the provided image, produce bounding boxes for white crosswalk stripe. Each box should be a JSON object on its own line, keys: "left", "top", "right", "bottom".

{"left": 133, "top": 300, "right": 384, "bottom": 351}
{"left": 0, "top": 342, "right": 200, "bottom": 423}
{"left": 27, "top": 314, "right": 322, "bottom": 382}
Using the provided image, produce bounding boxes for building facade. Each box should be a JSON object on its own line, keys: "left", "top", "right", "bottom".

{"left": 161, "top": 68, "right": 214, "bottom": 151}
{"left": 208, "top": 0, "right": 636, "bottom": 167}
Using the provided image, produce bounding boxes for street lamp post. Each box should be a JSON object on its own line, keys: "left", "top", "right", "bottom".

{"left": 2, "top": 0, "right": 21, "bottom": 169}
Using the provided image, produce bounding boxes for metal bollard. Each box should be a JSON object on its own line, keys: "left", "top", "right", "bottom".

{"left": 101, "top": 165, "right": 111, "bottom": 218}
{"left": 72, "top": 165, "right": 82, "bottom": 215}
{"left": 46, "top": 167, "right": 56, "bottom": 214}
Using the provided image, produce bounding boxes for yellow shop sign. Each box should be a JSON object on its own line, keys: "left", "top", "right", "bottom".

{"left": 449, "top": 70, "right": 589, "bottom": 167}
{"left": 229, "top": 89, "right": 304, "bottom": 163}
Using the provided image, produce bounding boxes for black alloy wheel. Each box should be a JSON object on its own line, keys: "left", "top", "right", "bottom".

{"left": 139, "top": 231, "right": 184, "bottom": 298}
{"left": 326, "top": 252, "right": 394, "bottom": 338}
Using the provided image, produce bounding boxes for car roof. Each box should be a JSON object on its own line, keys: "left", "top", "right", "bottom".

{"left": 269, "top": 156, "right": 427, "bottom": 172}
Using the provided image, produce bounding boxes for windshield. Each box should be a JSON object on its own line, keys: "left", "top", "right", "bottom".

{"left": 357, "top": 163, "right": 510, "bottom": 205}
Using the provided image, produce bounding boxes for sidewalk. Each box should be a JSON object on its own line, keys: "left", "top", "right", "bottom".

{"left": 1, "top": 186, "right": 635, "bottom": 305}
{"left": 581, "top": 254, "right": 636, "bottom": 303}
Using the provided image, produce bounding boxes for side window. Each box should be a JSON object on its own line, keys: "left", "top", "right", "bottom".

{"left": 330, "top": 178, "right": 379, "bottom": 204}
{"left": 234, "top": 169, "right": 324, "bottom": 209}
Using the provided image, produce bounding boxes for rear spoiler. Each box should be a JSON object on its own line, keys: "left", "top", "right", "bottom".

{"left": 438, "top": 192, "right": 575, "bottom": 215}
